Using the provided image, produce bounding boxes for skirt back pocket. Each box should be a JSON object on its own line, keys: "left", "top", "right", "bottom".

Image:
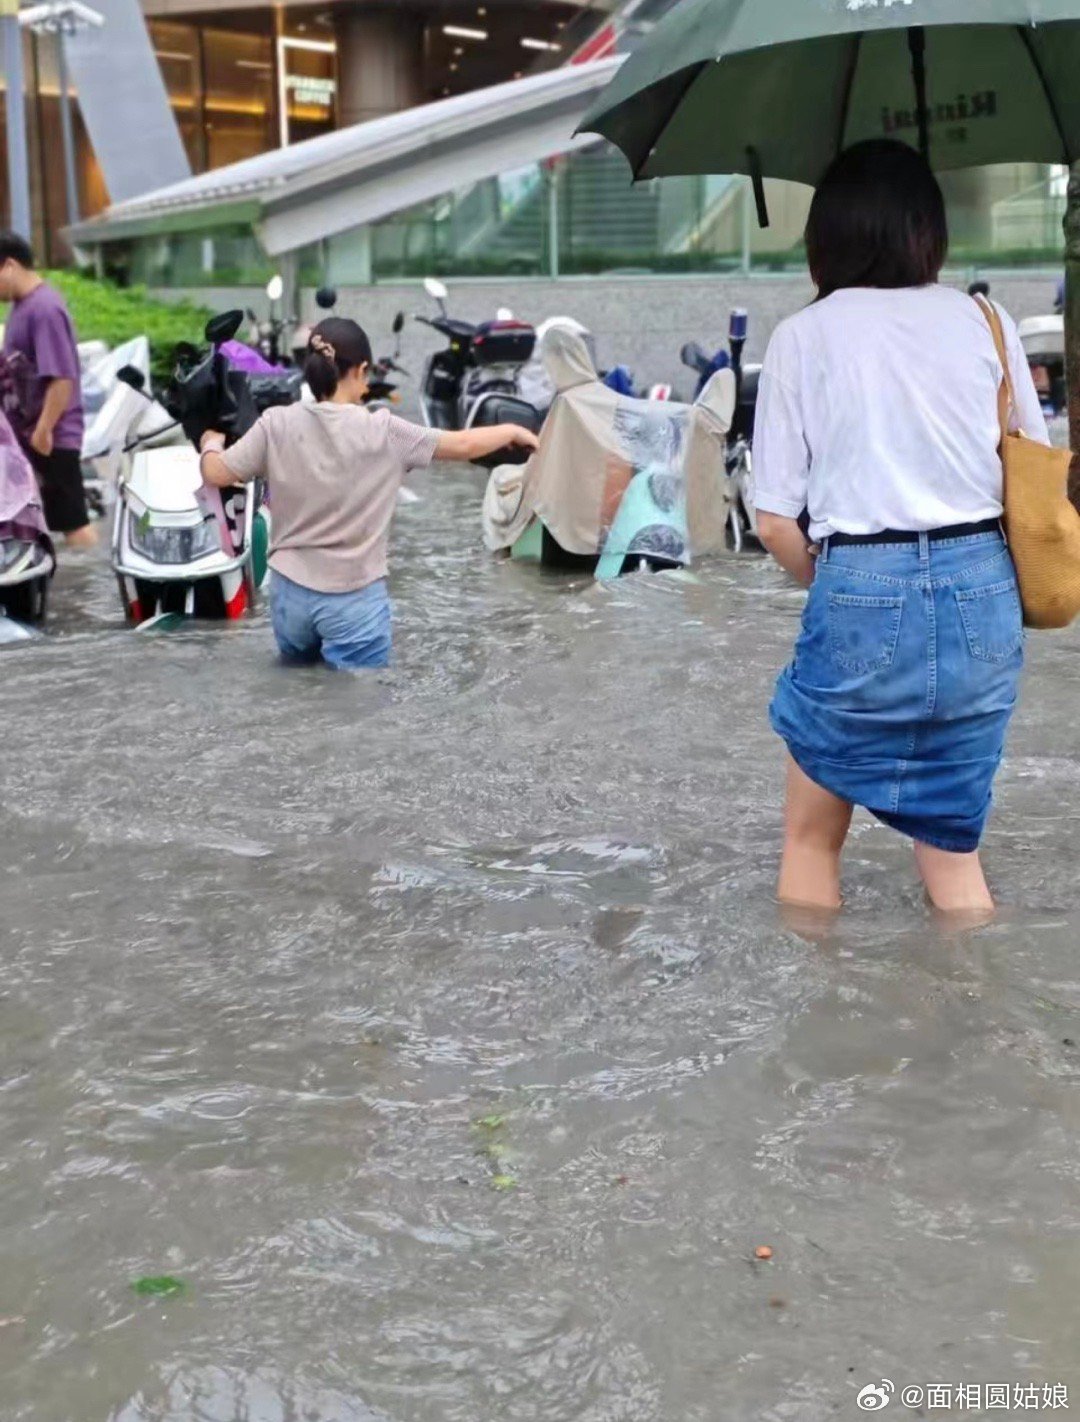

{"left": 827, "top": 592, "right": 904, "bottom": 675}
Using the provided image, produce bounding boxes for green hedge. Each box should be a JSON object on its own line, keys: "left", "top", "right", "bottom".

{"left": 45, "top": 271, "right": 212, "bottom": 385}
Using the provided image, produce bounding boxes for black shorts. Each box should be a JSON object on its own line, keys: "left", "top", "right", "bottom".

{"left": 28, "top": 446, "right": 89, "bottom": 534}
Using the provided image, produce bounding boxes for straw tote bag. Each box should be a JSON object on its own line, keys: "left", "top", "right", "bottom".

{"left": 976, "top": 295, "right": 1080, "bottom": 630}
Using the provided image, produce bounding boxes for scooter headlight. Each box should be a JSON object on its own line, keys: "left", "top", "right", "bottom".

{"left": 129, "top": 513, "right": 219, "bottom": 565}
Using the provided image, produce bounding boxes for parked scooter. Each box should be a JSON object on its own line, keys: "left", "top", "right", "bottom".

{"left": 81, "top": 335, "right": 180, "bottom": 516}
{"left": 415, "top": 277, "right": 537, "bottom": 431}
{"left": 366, "top": 312, "right": 409, "bottom": 411}
{"left": 682, "top": 310, "right": 761, "bottom": 552}
{"left": 292, "top": 290, "right": 407, "bottom": 408}
{"left": 481, "top": 322, "right": 735, "bottom": 577}
{"left": 601, "top": 364, "right": 674, "bottom": 402}
{"left": 0, "top": 409, "right": 54, "bottom": 631}
{"left": 111, "top": 310, "right": 299, "bottom": 628}
{"left": 1018, "top": 311, "right": 1066, "bottom": 419}
{"left": 680, "top": 339, "right": 731, "bottom": 402}
{"left": 246, "top": 274, "right": 291, "bottom": 366}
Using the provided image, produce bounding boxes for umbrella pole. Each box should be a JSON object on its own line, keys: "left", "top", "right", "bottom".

{"left": 907, "top": 27, "right": 930, "bottom": 160}
{"left": 1065, "top": 162, "right": 1080, "bottom": 508}
{"left": 747, "top": 147, "right": 769, "bottom": 229}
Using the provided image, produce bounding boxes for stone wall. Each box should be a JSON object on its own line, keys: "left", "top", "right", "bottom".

{"left": 156, "top": 271, "right": 1063, "bottom": 398}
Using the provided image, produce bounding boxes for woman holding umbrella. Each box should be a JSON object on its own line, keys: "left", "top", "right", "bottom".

{"left": 753, "top": 139, "right": 1047, "bottom": 912}
{"left": 579, "top": 0, "right": 1080, "bottom": 910}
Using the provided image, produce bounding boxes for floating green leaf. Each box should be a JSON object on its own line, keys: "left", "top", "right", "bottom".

{"left": 473, "top": 1114, "right": 506, "bottom": 1132}
{"left": 491, "top": 1174, "right": 518, "bottom": 1192}
{"left": 132, "top": 1275, "right": 186, "bottom": 1297}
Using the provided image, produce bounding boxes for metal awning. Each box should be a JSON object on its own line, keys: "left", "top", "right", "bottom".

{"left": 68, "top": 58, "right": 624, "bottom": 255}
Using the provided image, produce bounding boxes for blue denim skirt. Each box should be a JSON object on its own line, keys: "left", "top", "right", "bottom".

{"left": 770, "top": 531, "right": 1023, "bottom": 853}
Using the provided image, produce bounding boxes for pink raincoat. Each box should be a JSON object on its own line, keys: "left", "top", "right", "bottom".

{"left": 0, "top": 408, "right": 51, "bottom": 547}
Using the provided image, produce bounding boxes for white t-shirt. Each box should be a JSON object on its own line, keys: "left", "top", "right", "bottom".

{"left": 753, "top": 285, "right": 1049, "bottom": 540}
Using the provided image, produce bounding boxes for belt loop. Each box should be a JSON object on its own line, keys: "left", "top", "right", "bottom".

{"left": 918, "top": 530, "right": 930, "bottom": 568}
{"left": 818, "top": 536, "right": 830, "bottom": 564}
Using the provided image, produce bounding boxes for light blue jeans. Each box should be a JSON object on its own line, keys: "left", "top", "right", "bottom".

{"left": 270, "top": 571, "right": 391, "bottom": 670}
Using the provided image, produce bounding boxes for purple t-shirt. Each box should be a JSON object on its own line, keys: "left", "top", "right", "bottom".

{"left": 3, "top": 283, "right": 84, "bottom": 450}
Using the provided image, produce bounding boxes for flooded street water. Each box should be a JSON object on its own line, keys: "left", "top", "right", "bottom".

{"left": 4, "top": 462, "right": 1080, "bottom": 1421}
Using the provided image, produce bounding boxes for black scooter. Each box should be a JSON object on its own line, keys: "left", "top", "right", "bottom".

{"left": 414, "top": 277, "right": 538, "bottom": 436}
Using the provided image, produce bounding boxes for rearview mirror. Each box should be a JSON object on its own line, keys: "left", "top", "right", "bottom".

{"left": 681, "top": 341, "right": 707, "bottom": 372}
{"left": 116, "top": 364, "right": 146, "bottom": 391}
{"left": 424, "top": 276, "right": 448, "bottom": 302}
{"left": 205, "top": 310, "right": 245, "bottom": 346}
{"left": 266, "top": 274, "right": 285, "bottom": 303}
{"left": 392, "top": 311, "right": 405, "bottom": 335}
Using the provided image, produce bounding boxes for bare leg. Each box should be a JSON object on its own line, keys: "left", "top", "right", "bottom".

{"left": 65, "top": 524, "right": 98, "bottom": 549}
{"left": 913, "top": 841, "right": 994, "bottom": 914}
{"left": 778, "top": 754, "right": 854, "bottom": 910}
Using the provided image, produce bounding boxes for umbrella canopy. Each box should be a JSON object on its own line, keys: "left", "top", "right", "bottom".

{"left": 578, "top": 0, "right": 1080, "bottom": 190}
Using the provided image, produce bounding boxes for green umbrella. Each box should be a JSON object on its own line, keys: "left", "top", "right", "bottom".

{"left": 580, "top": 0, "right": 1080, "bottom": 496}
{"left": 579, "top": 0, "right": 1080, "bottom": 207}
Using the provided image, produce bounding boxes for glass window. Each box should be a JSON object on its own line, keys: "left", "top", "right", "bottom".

{"left": 123, "top": 226, "right": 271, "bottom": 289}
{"left": 202, "top": 29, "right": 274, "bottom": 168}
{"left": 101, "top": 158, "right": 1064, "bottom": 289}
{"left": 147, "top": 20, "right": 204, "bottom": 172}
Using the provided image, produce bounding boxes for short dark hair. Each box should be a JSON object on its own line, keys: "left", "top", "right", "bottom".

{"left": 805, "top": 139, "right": 947, "bottom": 300}
{"left": 303, "top": 316, "right": 373, "bottom": 401}
{"left": 0, "top": 230, "right": 35, "bottom": 269}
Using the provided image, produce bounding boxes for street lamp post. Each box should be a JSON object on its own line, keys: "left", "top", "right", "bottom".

{"left": 55, "top": 20, "right": 78, "bottom": 222}
{"left": 20, "top": 1, "right": 103, "bottom": 227}
{"left": 1, "top": 0, "right": 32, "bottom": 238}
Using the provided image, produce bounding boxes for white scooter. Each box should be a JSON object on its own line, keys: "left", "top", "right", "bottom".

{"left": 1017, "top": 309, "right": 1066, "bottom": 426}
{"left": 111, "top": 312, "right": 287, "bottom": 628}
{"left": 81, "top": 336, "right": 180, "bottom": 516}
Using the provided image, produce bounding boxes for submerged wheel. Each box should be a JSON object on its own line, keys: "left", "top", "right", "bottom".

{"left": 133, "top": 578, "right": 228, "bottom": 621}
{"left": 0, "top": 576, "right": 49, "bottom": 625}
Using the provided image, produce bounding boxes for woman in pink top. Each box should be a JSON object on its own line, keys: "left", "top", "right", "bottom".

{"left": 199, "top": 317, "right": 537, "bottom": 669}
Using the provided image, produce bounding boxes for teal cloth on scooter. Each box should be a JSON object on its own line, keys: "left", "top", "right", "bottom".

{"left": 595, "top": 465, "right": 689, "bottom": 580}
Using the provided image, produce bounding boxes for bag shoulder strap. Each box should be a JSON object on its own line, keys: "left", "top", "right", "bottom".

{"left": 973, "top": 292, "right": 1013, "bottom": 448}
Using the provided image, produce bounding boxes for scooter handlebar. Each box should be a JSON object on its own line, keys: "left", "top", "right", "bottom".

{"left": 122, "top": 419, "right": 182, "bottom": 454}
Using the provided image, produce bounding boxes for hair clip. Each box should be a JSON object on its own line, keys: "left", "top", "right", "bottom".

{"left": 310, "top": 333, "right": 337, "bottom": 361}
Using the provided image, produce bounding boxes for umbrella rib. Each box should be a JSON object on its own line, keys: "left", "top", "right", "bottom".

{"left": 631, "top": 61, "right": 709, "bottom": 181}
{"left": 836, "top": 33, "right": 862, "bottom": 156}
{"left": 1015, "top": 25, "right": 1071, "bottom": 164}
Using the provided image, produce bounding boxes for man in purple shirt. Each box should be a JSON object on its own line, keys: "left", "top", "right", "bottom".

{"left": 0, "top": 231, "right": 93, "bottom": 546}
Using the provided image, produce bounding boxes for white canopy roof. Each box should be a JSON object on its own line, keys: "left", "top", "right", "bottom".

{"left": 70, "top": 58, "right": 624, "bottom": 256}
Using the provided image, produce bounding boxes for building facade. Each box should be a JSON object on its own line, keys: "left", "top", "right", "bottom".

{"left": 2, "top": 0, "right": 1067, "bottom": 281}
{"left": 2, "top": 0, "right": 601, "bottom": 259}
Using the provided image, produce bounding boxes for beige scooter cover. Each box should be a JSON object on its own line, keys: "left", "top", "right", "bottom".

{"left": 483, "top": 325, "right": 736, "bottom": 557}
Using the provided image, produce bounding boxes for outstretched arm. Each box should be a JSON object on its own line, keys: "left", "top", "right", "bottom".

{"left": 434, "top": 423, "right": 538, "bottom": 463}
